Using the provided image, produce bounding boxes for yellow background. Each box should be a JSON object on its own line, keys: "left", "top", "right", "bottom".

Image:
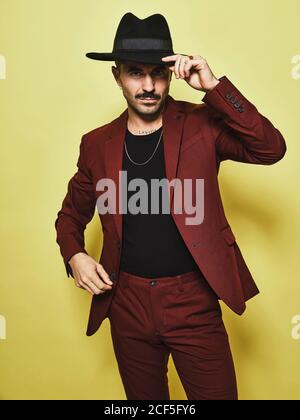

{"left": 0, "top": 0, "right": 299, "bottom": 400}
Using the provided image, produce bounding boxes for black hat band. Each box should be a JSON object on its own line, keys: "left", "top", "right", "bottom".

{"left": 114, "top": 38, "right": 172, "bottom": 51}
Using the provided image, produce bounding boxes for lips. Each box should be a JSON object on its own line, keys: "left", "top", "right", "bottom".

{"left": 139, "top": 98, "right": 158, "bottom": 102}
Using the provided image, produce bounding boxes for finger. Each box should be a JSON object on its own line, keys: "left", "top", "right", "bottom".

{"left": 96, "top": 264, "right": 113, "bottom": 286}
{"left": 84, "top": 278, "right": 106, "bottom": 295}
{"left": 174, "top": 56, "right": 182, "bottom": 79}
{"left": 80, "top": 265, "right": 111, "bottom": 292}
{"left": 177, "top": 56, "right": 185, "bottom": 78}
{"left": 75, "top": 279, "right": 95, "bottom": 295}
{"left": 81, "top": 275, "right": 107, "bottom": 294}
{"left": 183, "top": 59, "right": 194, "bottom": 78}
{"left": 90, "top": 272, "right": 110, "bottom": 291}
{"left": 167, "top": 65, "right": 176, "bottom": 73}
{"left": 189, "top": 56, "right": 206, "bottom": 70}
{"left": 81, "top": 283, "right": 96, "bottom": 295}
{"left": 91, "top": 274, "right": 112, "bottom": 292}
{"left": 161, "top": 54, "right": 180, "bottom": 62}
{"left": 179, "top": 56, "right": 190, "bottom": 78}
{"left": 91, "top": 266, "right": 113, "bottom": 292}
{"left": 185, "top": 55, "right": 197, "bottom": 77}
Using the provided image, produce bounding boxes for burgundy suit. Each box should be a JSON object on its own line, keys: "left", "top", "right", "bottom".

{"left": 55, "top": 75, "right": 286, "bottom": 338}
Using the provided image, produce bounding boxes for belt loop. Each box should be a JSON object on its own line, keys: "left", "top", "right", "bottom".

{"left": 177, "top": 275, "right": 184, "bottom": 292}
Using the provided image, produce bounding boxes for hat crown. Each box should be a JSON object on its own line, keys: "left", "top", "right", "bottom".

{"left": 113, "top": 12, "right": 173, "bottom": 51}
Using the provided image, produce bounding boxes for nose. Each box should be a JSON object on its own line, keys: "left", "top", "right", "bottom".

{"left": 142, "top": 74, "right": 155, "bottom": 91}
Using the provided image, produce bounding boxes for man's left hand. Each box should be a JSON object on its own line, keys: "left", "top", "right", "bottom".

{"left": 161, "top": 54, "right": 220, "bottom": 93}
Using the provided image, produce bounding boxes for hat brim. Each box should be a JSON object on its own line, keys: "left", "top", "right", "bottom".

{"left": 86, "top": 51, "right": 186, "bottom": 65}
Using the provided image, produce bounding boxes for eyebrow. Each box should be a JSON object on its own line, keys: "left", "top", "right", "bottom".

{"left": 126, "top": 66, "right": 167, "bottom": 73}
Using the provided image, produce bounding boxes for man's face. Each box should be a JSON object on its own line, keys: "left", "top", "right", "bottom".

{"left": 112, "top": 60, "right": 172, "bottom": 118}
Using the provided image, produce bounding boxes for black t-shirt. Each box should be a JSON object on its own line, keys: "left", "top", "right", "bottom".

{"left": 119, "top": 125, "right": 199, "bottom": 278}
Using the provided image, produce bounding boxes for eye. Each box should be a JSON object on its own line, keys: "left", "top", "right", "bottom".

{"left": 130, "top": 71, "right": 142, "bottom": 76}
{"left": 153, "top": 70, "right": 165, "bottom": 76}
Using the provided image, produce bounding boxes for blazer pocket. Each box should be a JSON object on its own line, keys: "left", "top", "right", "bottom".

{"left": 180, "top": 132, "right": 201, "bottom": 153}
{"left": 220, "top": 224, "right": 236, "bottom": 245}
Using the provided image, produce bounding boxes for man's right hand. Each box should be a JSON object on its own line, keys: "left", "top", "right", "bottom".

{"left": 68, "top": 252, "right": 113, "bottom": 295}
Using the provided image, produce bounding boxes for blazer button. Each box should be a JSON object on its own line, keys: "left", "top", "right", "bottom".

{"left": 230, "top": 96, "right": 237, "bottom": 104}
{"left": 192, "top": 241, "right": 201, "bottom": 247}
{"left": 110, "top": 271, "right": 116, "bottom": 281}
{"left": 225, "top": 92, "right": 233, "bottom": 99}
{"left": 238, "top": 106, "right": 245, "bottom": 113}
{"left": 234, "top": 102, "right": 241, "bottom": 108}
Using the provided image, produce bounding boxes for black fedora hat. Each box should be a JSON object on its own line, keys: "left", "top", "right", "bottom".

{"left": 86, "top": 12, "right": 186, "bottom": 65}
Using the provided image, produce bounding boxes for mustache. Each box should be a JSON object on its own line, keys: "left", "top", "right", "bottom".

{"left": 136, "top": 94, "right": 160, "bottom": 100}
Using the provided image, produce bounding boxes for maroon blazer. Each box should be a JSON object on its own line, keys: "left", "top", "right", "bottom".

{"left": 55, "top": 75, "right": 287, "bottom": 336}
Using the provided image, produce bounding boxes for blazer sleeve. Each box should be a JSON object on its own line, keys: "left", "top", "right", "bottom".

{"left": 55, "top": 134, "right": 96, "bottom": 278}
{"left": 202, "top": 76, "right": 287, "bottom": 164}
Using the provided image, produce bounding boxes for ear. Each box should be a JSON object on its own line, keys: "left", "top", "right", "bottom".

{"left": 111, "top": 65, "right": 118, "bottom": 77}
{"left": 111, "top": 65, "right": 121, "bottom": 85}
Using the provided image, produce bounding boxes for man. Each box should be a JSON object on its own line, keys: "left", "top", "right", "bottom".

{"left": 55, "top": 13, "right": 286, "bottom": 400}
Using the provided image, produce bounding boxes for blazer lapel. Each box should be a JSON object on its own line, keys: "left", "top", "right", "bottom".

{"left": 104, "top": 94, "right": 186, "bottom": 243}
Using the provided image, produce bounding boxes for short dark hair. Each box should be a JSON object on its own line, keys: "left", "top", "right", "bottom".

{"left": 114, "top": 60, "right": 123, "bottom": 71}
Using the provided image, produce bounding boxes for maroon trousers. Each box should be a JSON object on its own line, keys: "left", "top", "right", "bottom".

{"left": 107, "top": 269, "right": 238, "bottom": 400}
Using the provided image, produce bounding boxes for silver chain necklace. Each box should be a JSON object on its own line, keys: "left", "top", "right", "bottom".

{"left": 124, "top": 127, "right": 163, "bottom": 166}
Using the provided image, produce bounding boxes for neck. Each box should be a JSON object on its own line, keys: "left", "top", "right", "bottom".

{"left": 128, "top": 123, "right": 162, "bottom": 136}
{"left": 127, "top": 100, "right": 165, "bottom": 135}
